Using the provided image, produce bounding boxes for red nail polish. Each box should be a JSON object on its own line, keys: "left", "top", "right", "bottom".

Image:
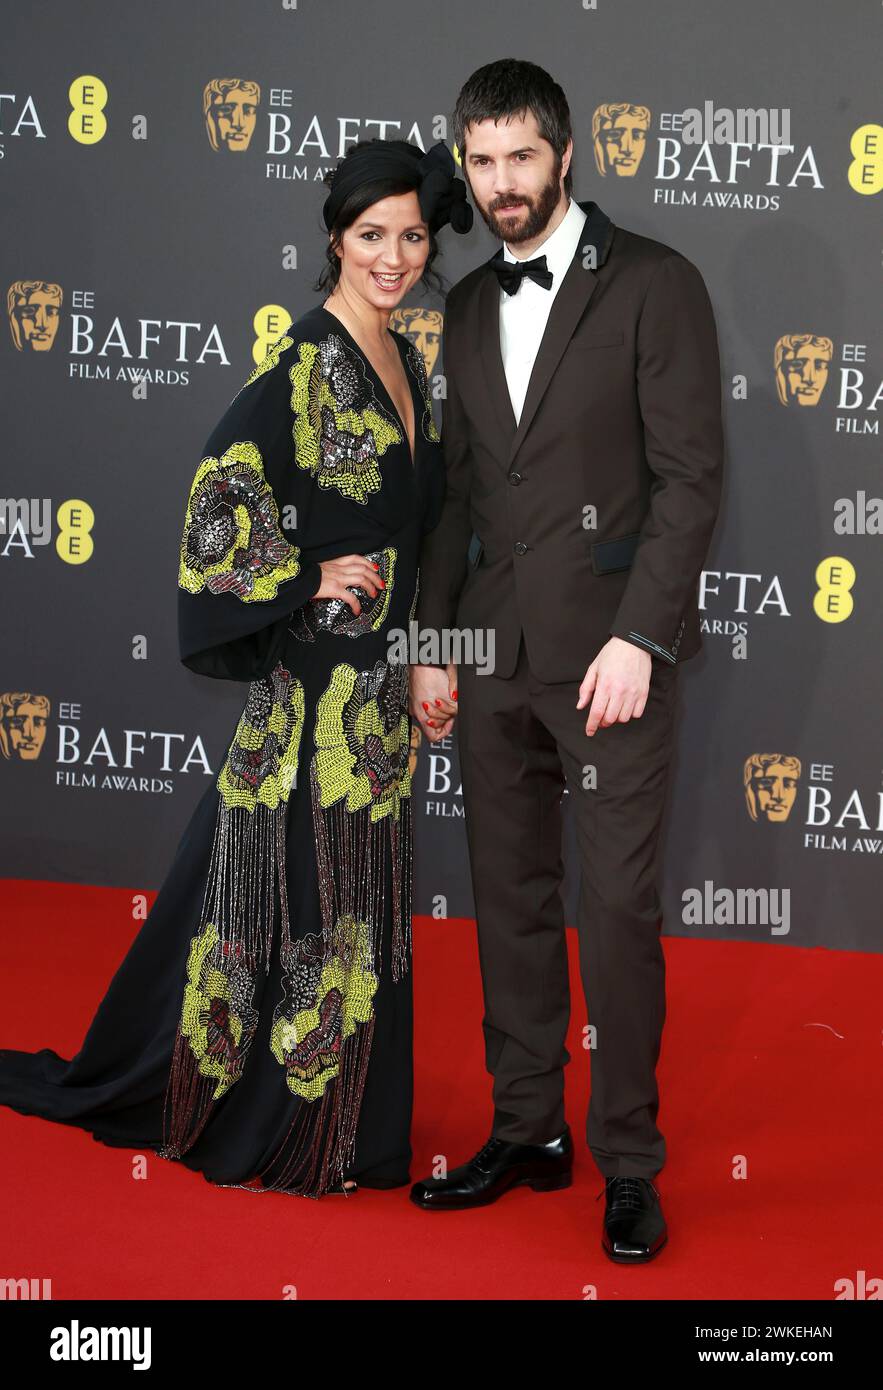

{"left": 422, "top": 702, "right": 429, "bottom": 710}
{"left": 452, "top": 690, "right": 458, "bottom": 699}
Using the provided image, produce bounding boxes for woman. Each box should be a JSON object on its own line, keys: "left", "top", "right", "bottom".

{"left": 0, "top": 139, "right": 472, "bottom": 1198}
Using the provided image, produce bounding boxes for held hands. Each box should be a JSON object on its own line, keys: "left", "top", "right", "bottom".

{"left": 577, "top": 636, "right": 652, "bottom": 736}
{"left": 314, "top": 554, "right": 384, "bottom": 614}
{"left": 409, "top": 663, "right": 458, "bottom": 744}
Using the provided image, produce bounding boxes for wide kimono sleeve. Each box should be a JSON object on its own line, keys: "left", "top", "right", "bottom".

{"left": 177, "top": 337, "right": 323, "bottom": 681}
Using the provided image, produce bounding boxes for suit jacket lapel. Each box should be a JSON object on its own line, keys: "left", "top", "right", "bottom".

{"left": 474, "top": 199, "right": 615, "bottom": 470}
{"left": 477, "top": 268, "right": 518, "bottom": 443}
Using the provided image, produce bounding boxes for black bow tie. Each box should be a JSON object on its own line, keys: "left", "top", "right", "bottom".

{"left": 490, "top": 247, "right": 554, "bottom": 295}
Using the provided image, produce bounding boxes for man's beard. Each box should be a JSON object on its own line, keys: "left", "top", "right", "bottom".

{"left": 473, "top": 160, "right": 564, "bottom": 244}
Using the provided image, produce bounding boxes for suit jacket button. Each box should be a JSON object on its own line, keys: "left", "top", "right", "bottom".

{"left": 514, "top": 541, "right": 528, "bottom": 555}
{"left": 508, "top": 471, "right": 523, "bottom": 486}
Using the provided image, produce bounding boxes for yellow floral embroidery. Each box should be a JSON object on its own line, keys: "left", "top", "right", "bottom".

{"left": 313, "top": 659, "right": 411, "bottom": 823}
{"left": 178, "top": 440, "right": 302, "bottom": 600}
{"left": 180, "top": 922, "right": 259, "bottom": 1101}
{"left": 288, "top": 335, "right": 403, "bottom": 504}
{"left": 270, "top": 915, "right": 378, "bottom": 1101}
{"left": 216, "top": 668, "right": 305, "bottom": 812}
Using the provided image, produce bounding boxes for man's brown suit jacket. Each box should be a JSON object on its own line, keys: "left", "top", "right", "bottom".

{"left": 416, "top": 198, "right": 725, "bottom": 680}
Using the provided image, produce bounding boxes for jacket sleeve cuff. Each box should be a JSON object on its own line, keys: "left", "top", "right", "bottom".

{"left": 609, "top": 624, "right": 680, "bottom": 665}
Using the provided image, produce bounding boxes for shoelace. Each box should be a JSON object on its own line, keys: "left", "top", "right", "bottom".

{"left": 595, "top": 1176, "right": 659, "bottom": 1208}
{"left": 425, "top": 1136, "right": 505, "bottom": 1187}
{"left": 472, "top": 1136, "right": 506, "bottom": 1169}
{"left": 475, "top": 1139, "right": 503, "bottom": 1162}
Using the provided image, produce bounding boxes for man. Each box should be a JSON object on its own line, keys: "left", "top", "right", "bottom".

{"left": 408, "top": 59, "right": 724, "bottom": 1263}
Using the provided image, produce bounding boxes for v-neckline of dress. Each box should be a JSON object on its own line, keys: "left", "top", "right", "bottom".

{"left": 317, "top": 304, "right": 417, "bottom": 470}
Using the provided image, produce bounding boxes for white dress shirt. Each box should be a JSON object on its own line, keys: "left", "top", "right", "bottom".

{"left": 498, "top": 195, "right": 587, "bottom": 424}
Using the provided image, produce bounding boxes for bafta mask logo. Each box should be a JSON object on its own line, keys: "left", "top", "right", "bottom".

{"left": 204, "top": 79, "right": 261, "bottom": 152}
{"left": 774, "top": 334, "right": 833, "bottom": 407}
{"left": 389, "top": 307, "right": 443, "bottom": 379}
{"left": 592, "top": 103, "right": 651, "bottom": 177}
{"left": 1, "top": 691, "right": 51, "bottom": 761}
{"left": 408, "top": 720, "right": 422, "bottom": 779}
{"left": 743, "top": 753, "right": 802, "bottom": 823}
{"left": 8, "top": 281, "right": 63, "bottom": 351}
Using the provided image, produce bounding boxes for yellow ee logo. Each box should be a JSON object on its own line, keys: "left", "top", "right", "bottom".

{"left": 847, "top": 124, "right": 882, "bottom": 195}
{"left": 56, "top": 499, "right": 95, "bottom": 564}
{"left": 68, "top": 75, "right": 108, "bottom": 144}
{"left": 813, "top": 555, "right": 855, "bottom": 623}
{"left": 252, "top": 305, "right": 292, "bottom": 364}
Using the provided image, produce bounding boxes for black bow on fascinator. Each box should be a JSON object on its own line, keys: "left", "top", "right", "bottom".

{"left": 322, "top": 138, "right": 473, "bottom": 235}
{"left": 414, "top": 141, "right": 474, "bottom": 235}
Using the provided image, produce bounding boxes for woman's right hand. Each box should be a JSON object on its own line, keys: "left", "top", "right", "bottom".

{"left": 313, "top": 555, "right": 384, "bottom": 615}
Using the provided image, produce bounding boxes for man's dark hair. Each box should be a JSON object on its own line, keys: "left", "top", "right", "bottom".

{"left": 452, "top": 59, "right": 573, "bottom": 197}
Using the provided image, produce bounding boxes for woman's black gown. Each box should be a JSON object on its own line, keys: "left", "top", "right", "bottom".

{"left": 0, "top": 302, "right": 445, "bottom": 1197}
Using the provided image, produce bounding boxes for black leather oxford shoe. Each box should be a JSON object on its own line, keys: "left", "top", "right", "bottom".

{"left": 599, "top": 1176, "right": 667, "bottom": 1262}
{"left": 409, "top": 1128, "right": 573, "bottom": 1211}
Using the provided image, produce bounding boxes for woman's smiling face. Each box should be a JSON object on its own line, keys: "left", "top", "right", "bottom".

{"left": 334, "top": 191, "right": 429, "bottom": 309}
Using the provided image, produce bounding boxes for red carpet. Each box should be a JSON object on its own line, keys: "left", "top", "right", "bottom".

{"left": 1, "top": 879, "right": 880, "bottom": 1300}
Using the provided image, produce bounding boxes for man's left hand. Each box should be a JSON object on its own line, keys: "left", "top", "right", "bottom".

{"left": 576, "top": 636, "right": 653, "bottom": 736}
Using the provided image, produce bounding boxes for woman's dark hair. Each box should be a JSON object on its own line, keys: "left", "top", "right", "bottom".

{"left": 452, "top": 58, "right": 573, "bottom": 197}
{"left": 313, "top": 139, "right": 445, "bottom": 296}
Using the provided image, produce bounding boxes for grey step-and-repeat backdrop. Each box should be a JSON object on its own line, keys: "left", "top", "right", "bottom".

{"left": 2, "top": 3, "right": 880, "bottom": 951}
